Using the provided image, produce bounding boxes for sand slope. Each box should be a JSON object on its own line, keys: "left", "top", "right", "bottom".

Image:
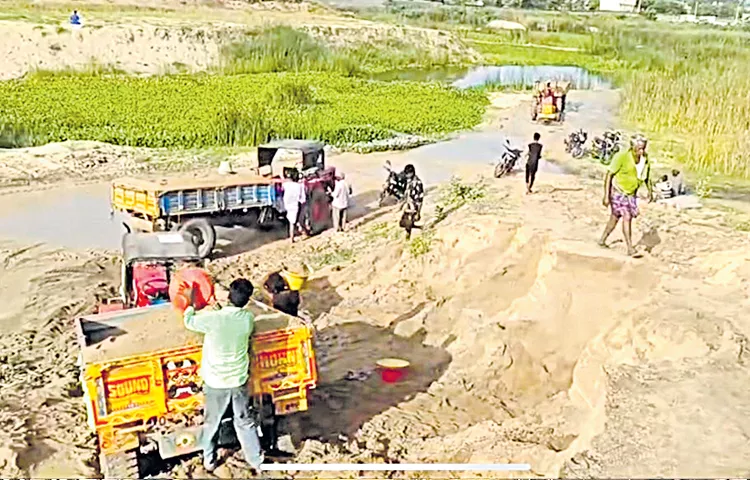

{"left": 210, "top": 171, "right": 750, "bottom": 478}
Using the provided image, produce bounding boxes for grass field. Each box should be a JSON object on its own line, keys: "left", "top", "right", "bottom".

{"left": 0, "top": 73, "right": 487, "bottom": 148}
{"left": 367, "top": 3, "right": 750, "bottom": 178}
{"left": 2, "top": 1, "right": 748, "bottom": 176}
{"left": 218, "top": 26, "right": 463, "bottom": 76}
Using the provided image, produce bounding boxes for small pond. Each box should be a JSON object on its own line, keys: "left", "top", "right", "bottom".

{"left": 372, "top": 65, "right": 611, "bottom": 90}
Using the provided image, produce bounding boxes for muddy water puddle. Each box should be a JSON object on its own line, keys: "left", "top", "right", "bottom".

{"left": 0, "top": 183, "right": 127, "bottom": 250}
{"left": 0, "top": 130, "right": 569, "bottom": 251}
{"left": 372, "top": 65, "right": 611, "bottom": 90}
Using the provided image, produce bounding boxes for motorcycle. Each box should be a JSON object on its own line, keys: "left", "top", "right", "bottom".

{"left": 494, "top": 139, "right": 522, "bottom": 178}
{"left": 591, "top": 130, "right": 621, "bottom": 164}
{"left": 565, "top": 129, "right": 588, "bottom": 159}
{"left": 378, "top": 160, "right": 407, "bottom": 207}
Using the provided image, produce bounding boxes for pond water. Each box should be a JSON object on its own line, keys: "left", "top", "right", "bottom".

{"left": 372, "top": 65, "right": 611, "bottom": 90}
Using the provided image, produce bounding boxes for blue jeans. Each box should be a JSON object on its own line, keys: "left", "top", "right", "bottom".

{"left": 202, "top": 382, "right": 263, "bottom": 467}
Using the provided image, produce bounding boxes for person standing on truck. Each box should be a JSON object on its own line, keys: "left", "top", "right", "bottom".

{"left": 283, "top": 169, "right": 306, "bottom": 244}
{"left": 183, "top": 278, "right": 264, "bottom": 474}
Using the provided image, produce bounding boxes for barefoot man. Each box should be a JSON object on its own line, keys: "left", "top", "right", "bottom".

{"left": 598, "top": 134, "right": 652, "bottom": 256}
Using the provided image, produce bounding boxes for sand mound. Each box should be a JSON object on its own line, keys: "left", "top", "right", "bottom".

{"left": 0, "top": 242, "right": 119, "bottom": 477}
{"left": 264, "top": 206, "right": 659, "bottom": 475}
{"left": 229, "top": 181, "right": 750, "bottom": 478}
{"left": 0, "top": 10, "right": 475, "bottom": 80}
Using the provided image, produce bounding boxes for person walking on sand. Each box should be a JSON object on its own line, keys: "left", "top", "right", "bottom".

{"left": 399, "top": 164, "right": 424, "bottom": 240}
{"left": 331, "top": 172, "right": 352, "bottom": 232}
{"left": 526, "top": 132, "right": 543, "bottom": 194}
{"left": 283, "top": 169, "right": 306, "bottom": 244}
{"left": 183, "top": 278, "right": 264, "bottom": 474}
{"left": 598, "top": 134, "right": 653, "bottom": 257}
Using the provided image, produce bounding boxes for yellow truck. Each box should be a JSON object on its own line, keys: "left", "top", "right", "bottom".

{"left": 75, "top": 301, "right": 317, "bottom": 478}
{"left": 110, "top": 140, "right": 336, "bottom": 258}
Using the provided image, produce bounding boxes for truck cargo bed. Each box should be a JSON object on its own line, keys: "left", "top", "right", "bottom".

{"left": 112, "top": 170, "right": 278, "bottom": 220}
{"left": 114, "top": 170, "right": 275, "bottom": 192}
{"left": 78, "top": 301, "right": 306, "bottom": 364}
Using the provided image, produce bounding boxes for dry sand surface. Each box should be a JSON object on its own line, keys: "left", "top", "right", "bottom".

{"left": 207, "top": 173, "right": 750, "bottom": 479}
{"left": 0, "top": 242, "right": 119, "bottom": 477}
{"left": 0, "top": 1, "right": 475, "bottom": 79}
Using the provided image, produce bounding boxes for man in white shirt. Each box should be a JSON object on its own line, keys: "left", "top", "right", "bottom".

{"left": 282, "top": 169, "right": 306, "bottom": 243}
{"left": 655, "top": 174, "right": 674, "bottom": 200}
{"left": 670, "top": 169, "right": 686, "bottom": 196}
{"left": 331, "top": 172, "right": 352, "bottom": 232}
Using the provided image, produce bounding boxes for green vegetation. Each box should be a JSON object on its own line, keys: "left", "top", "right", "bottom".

{"left": 435, "top": 177, "right": 488, "bottom": 222}
{"left": 220, "top": 26, "right": 460, "bottom": 76}
{"left": 306, "top": 245, "right": 355, "bottom": 270}
{"left": 408, "top": 230, "right": 434, "bottom": 257}
{"left": 611, "top": 27, "right": 750, "bottom": 178}
{"left": 369, "top": 2, "right": 750, "bottom": 178}
{"left": 0, "top": 73, "right": 487, "bottom": 148}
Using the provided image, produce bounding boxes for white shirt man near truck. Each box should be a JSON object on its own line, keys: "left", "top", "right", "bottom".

{"left": 331, "top": 172, "right": 352, "bottom": 232}
{"left": 183, "top": 278, "right": 264, "bottom": 474}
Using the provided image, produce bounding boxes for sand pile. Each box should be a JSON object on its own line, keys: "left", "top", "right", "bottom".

{"left": 82, "top": 299, "right": 306, "bottom": 363}
{"left": 277, "top": 209, "right": 655, "bottom": 475}
{"left": 209, "top": 180, "right": 750, "bottom": 478}
{"left": 0, "top": 242, "right": 119, "bottom": 478}
{"left": 81, "top": 305, "right": 203, "bottom": 363}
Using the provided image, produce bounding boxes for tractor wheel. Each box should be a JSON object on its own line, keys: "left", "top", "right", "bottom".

{"left": 179, "top": 218, "right": 216, "bottom": 259}
{"left": 100, "top": 449, "right": 140, "bottom": 479}
{"left": 307, "top": 189, "right": 332, "bottom": 235}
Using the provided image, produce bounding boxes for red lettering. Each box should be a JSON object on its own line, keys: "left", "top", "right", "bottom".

{"left": 107, "top": 376, "right": 151, "bottom": 399}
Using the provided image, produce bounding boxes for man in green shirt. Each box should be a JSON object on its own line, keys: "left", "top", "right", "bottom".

{"left": 598, "top": 134, "right": 653, "bottom": 256}
{"left": 184, "top": 278, "right": 264, "bottom": 473}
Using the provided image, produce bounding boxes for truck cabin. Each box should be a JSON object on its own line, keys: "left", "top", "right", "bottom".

{"left": 121, "top": 231, "right": 203, "bottom": 308}
{"left": 257, "top": 140, "right": 325, "bottom": 180}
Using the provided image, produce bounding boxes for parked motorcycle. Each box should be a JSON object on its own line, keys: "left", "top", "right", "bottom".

{"left": 591, "top": 130, "right": 621, "bottom": 164}
{"left": 494, "top": 139, "right": 523, "bottom": 178}
{"left": 378, "top": 160, "right": 407, "bottom": 207}
{"left": 565, "top": 129, "right": 588, "bottom": 159}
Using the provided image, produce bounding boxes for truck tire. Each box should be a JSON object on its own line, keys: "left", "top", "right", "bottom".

{"left": 256, "top": 206, "right": 277, "bottom": 231}
{"left": 100, "top": 449, "right": 140, "bottom": 479}
{"left": 179, "top": 218, "right": 216, "bottom": 259}
{"left": 306, "top": 189, "right": 331, "bottom": 236}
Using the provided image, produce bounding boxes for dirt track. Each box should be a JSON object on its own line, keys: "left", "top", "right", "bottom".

{"left": 2, "top": 82, "right": 750, "bottom": 478}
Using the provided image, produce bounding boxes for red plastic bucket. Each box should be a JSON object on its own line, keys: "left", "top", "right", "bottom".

{"left": 376, "top": 358, "right": 410, "bottom": 384}
{"left": 169, "top": 268, "right": 215, "bottom": 313}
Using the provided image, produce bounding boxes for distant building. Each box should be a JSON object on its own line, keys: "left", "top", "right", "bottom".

{"left": 599, "top": 0, "right": 637, "bottom": 11}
